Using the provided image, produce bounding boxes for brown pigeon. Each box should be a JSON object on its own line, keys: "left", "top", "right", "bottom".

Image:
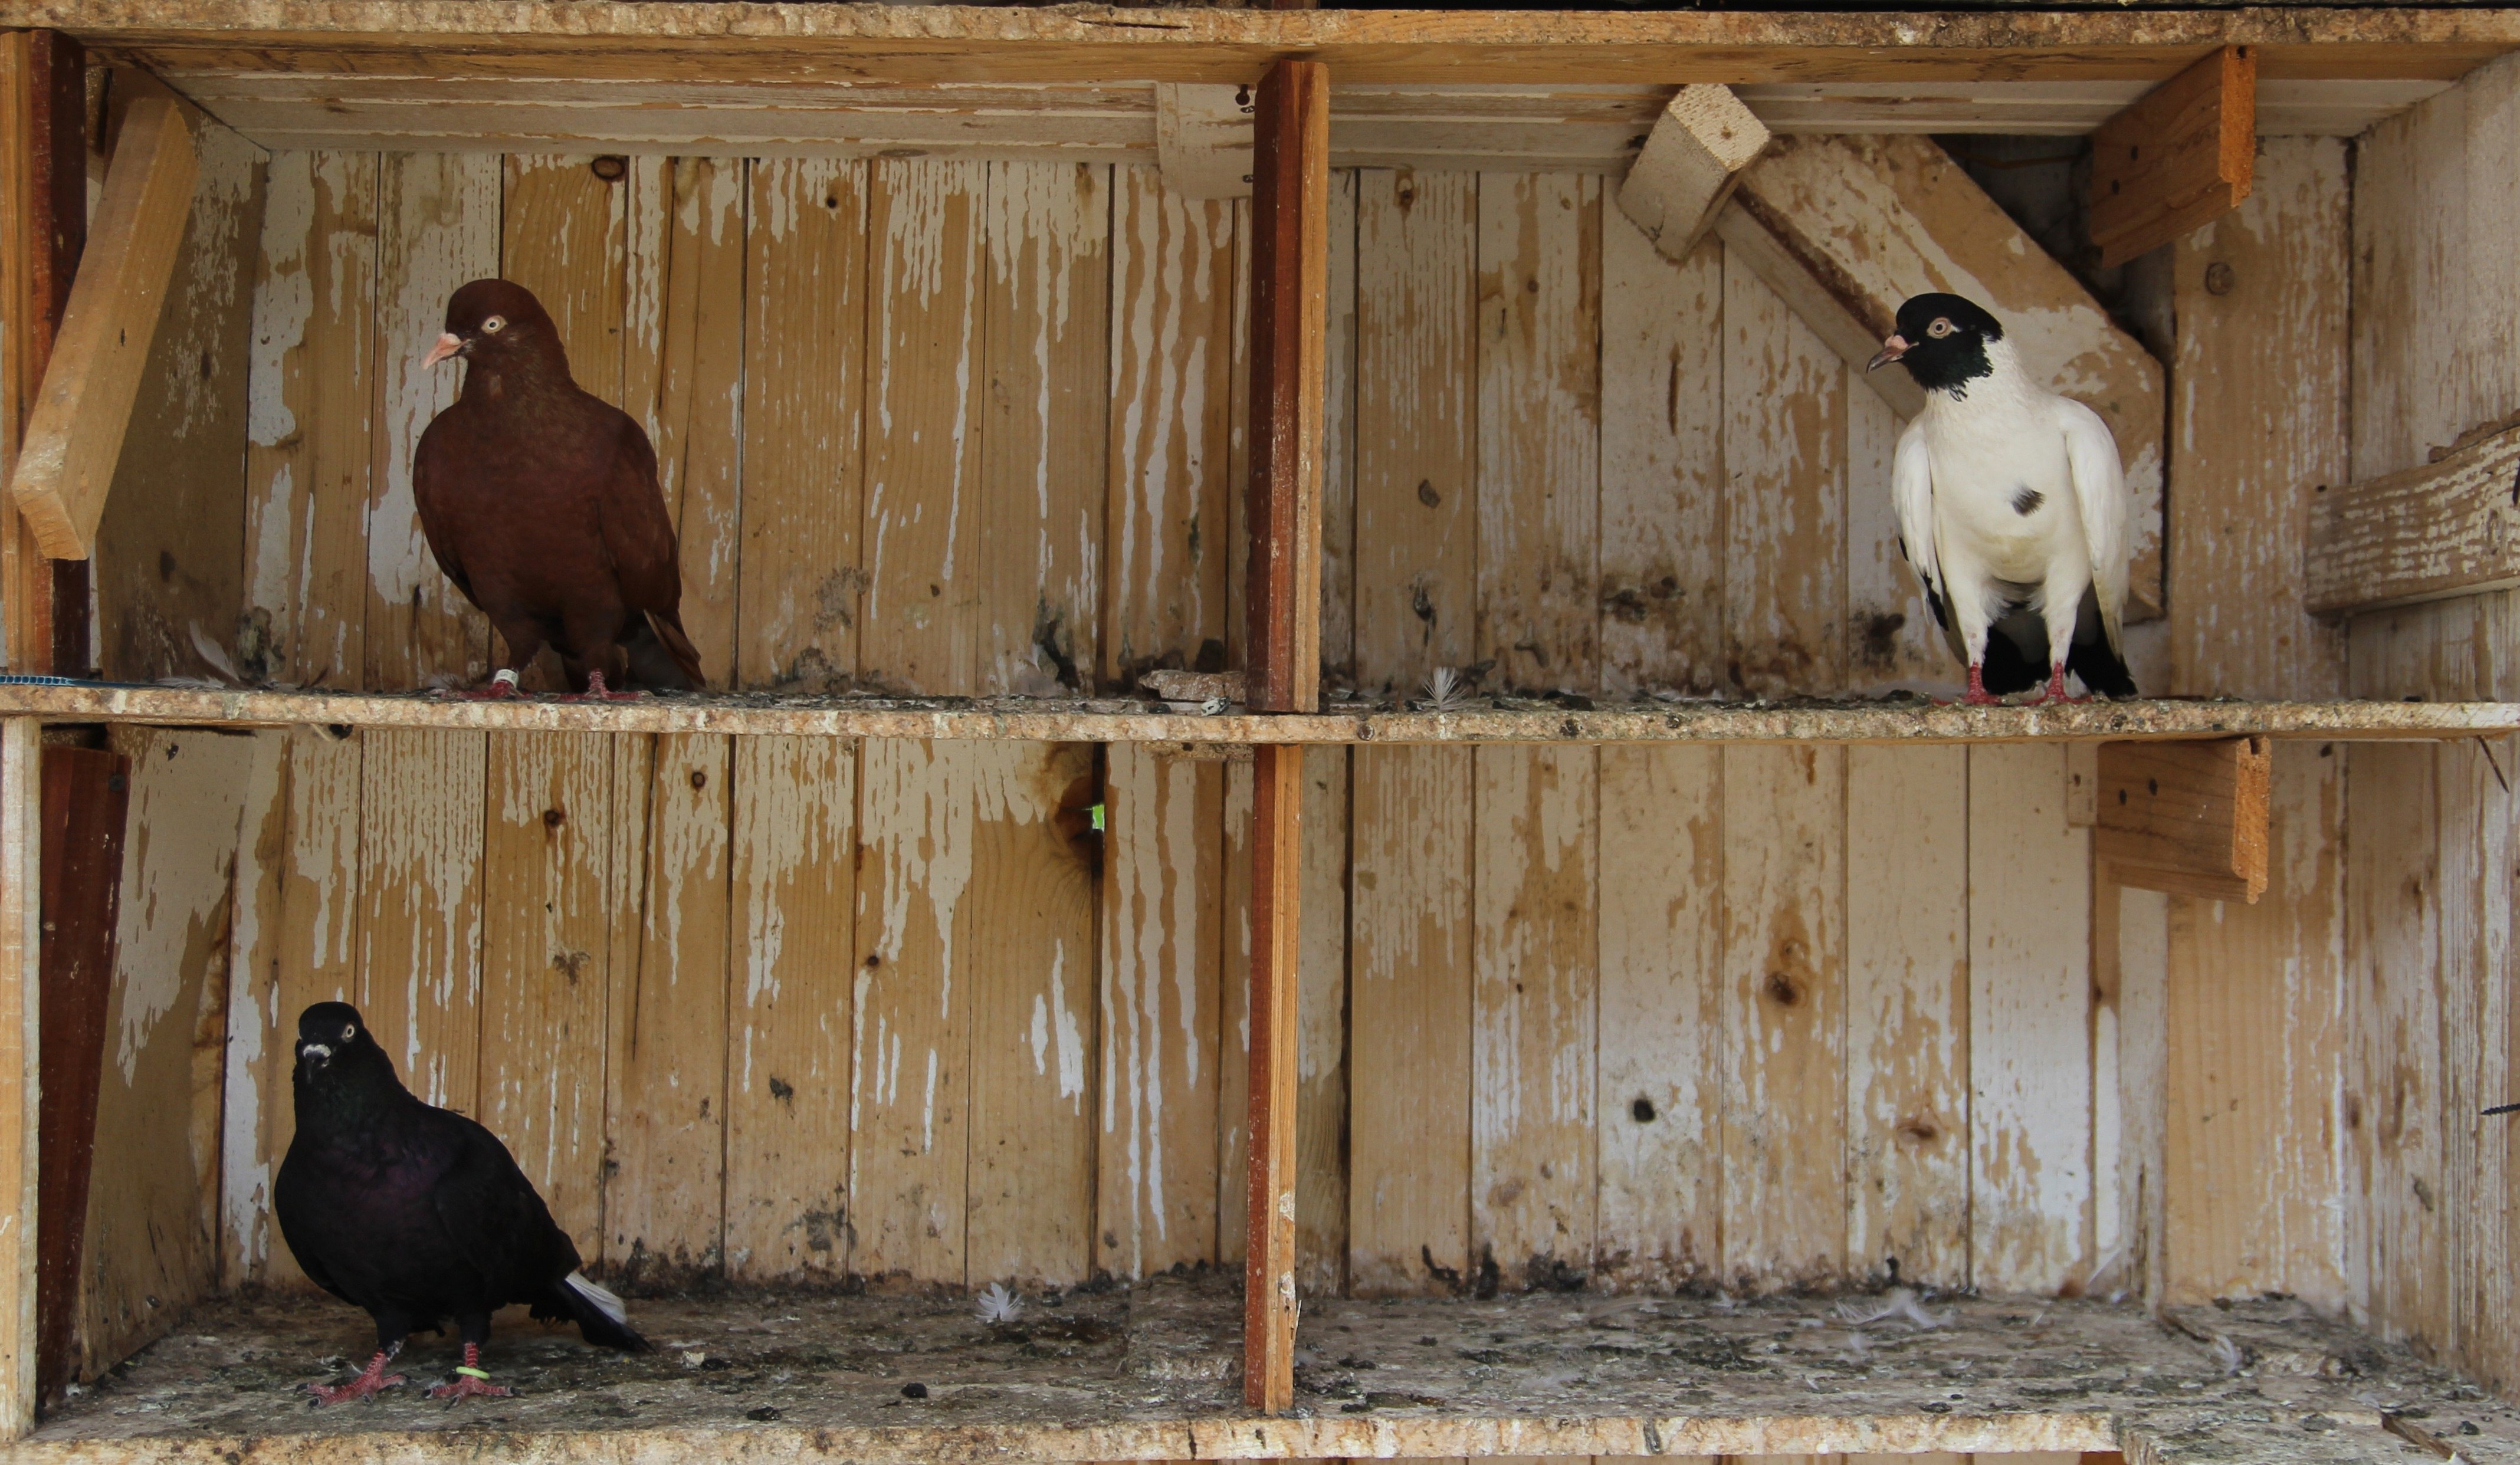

{"left": 415, "top": 279, "right": 705, "bottom": 699}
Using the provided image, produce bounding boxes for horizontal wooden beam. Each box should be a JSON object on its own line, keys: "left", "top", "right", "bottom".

{"left": 0, "top": 685, "right": 2503, "bottom": 745}
{"left": 1616, "top": 84, "right": 1768, "bottom": 262}
{"left": 2089, "top": 45, "right": 2256, "bottom": 268}
{"left": 6, "top": 96, "right": 196, "bottom": 560}
{"left": 2304, "top": 418, "right": 2520, "bottom": 616}
{"left": 1154, "top": 81, "right": 1251, "bottom": 198}
{"left": 2097, "top": 735, "right": 2270, "bottom": 904}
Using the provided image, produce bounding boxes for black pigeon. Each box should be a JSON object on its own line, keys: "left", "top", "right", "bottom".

{"left": 275, "top": 1002, "right": 648, "bottom": 1405}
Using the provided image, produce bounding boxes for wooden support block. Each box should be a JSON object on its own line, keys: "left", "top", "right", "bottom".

{"left": 6, "top": 96, "right": 196, "bottom": 561}
{"left": 1616, "top": 84, "right": 1768, "bottom": 263}
{"left": 2304, "top": 418, "right": 2520, "bottom": 616}
{"left": 1156, "top": 83, "right": 1252, "bottom": 201}
{"left": 2089, "top": 46, "right": 2256, "bottom": 268}
{"left": 0, "top": 720, "right": 38, "bottom": 1438}
{"left": 1243, "top": 741, "right": 1302, "bottom": 1413}
{"left": 34, "top": 746, "right": 126, "bottom": 1407}
{"left": 2098, "top": 737, "right": 2270, "bottom": 904}
{"left": 1243, "top": 57, "right": 1328, "bottom": 717}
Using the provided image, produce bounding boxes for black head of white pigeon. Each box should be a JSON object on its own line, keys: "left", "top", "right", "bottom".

{"left": 1867, "top": 292, "right": 2138, "bottom": 705}
{"left": 275, "top": 1001, "right": 649, "bottom": 1407}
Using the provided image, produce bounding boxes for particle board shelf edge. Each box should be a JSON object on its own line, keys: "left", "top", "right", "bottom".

{"left": 0, "top": 685, "right": 2508, "bottom": 744}
{"left": 14, "top": 1284, "right": 2516, "bottom": 1465}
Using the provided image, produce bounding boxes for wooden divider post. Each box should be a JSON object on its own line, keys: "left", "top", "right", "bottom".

{"left": 1241, "top": 54, "right": 1327, "bottom": 1414}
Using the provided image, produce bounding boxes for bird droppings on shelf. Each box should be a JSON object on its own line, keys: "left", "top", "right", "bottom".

{"left": 21, "top": 1277, "right": 2520, "bottom": 1464}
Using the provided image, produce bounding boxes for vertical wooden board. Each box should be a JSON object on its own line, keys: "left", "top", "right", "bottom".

{"left": 1222, "top": 198, "right": 1251, "bottom": 679}
{"left": 1843, "top": 392, "right": 1942, "bottom": 690}
{"left": 1217, "top": 757, "right": 1254, "bottom": 1267}
{"left": 1296, "top": 745, "right": 1350, "bottom": 1294}
{"left": 503, "top": 155, "right": 626, "bottom": 403}
{"left": 1098, "top": 743, "right": 1223, "bottom": 1278}
{"left": 1471, "top": 744, "right": 1596, "bottom": 1285}
{"left": 0, "top": 721, "right": 28, "bottom": 1428}
{"left": 253, "top": 727, "right": 362, "bottom": 1289}
{"left": 91, "top": 119, "right": 260, "bottom": 684}
{"left": 1599, "top": 206, "right": 1724, "bottom": 697}
{"left": 1968, "top": 743, "right": 2093, "bottom": 1295}
{"left": 2169, "top": 136, "right": 2348, "bottom": 702}
{"left": 1722, "top": 256, "right": 1848, "bottom": 698}
{"left": 1595, "top": 744, "right": 1721, "bottom": 1289}
{"left": 476, "top": 732, "right": 613, "bottom": 1259}
{"left": 737, "top": 158, "right": 867, "bottom": 692}
{"left": 1319, "top": 172, "right": 1359, "bottom": 687}
{"left": 861, "top": 159, "right": 985, "bottom": 697}
{"left": 355, "top": 730, "right": 485, "bottom": 1115}
{"left": 244, "top": 150, "right": 375, "bottom": 690}
{"left": 2112, "top": 885, "right": 2171, "bottom": 1307}
{"left": 725, "top": 735, "right": 857, "bottom": 1280}
{"left": 75, "top": 730, "right": 257, "bottom": 1378}
{"left": 851, "top": 738, "right": 976, "bottom": 1285}
{"left": 2160, "top": 743, "right": 2346, "bottom": 1306}
{"left": 1347, "top": 743, "right": 1474, "bottom": 1295}
{"left": 219, "top": 731, "right": 291, "bottom": 1289}
{"left": 1845, "top": 745, "right": 1971, "bottom": 1288}
{"left": 1475, "top": 172, "right": 1600, "bottom": 695}
{"left": 607, "top": 732, "right": 731, "bottom": 1282}
{"left": 1104, "top": 166, "right": 1236, "bottom": 688}
{"left": 965, "top": 741, "right": 1100, "bottom": 1287}
{"left": 596, "top": 732, "right": 654, "bottom": 1270}
{"left": 625, "top": 158, "right": 746, "bottom": 686}
{"left": 1720, "top": 744, "right": 1846, "bottom": 1289}
{"left": 1352, "top": 168, "right": 1477, "bottom": 697}
{"left": 981, "top": 162, "right": 1108, "bottom": 697}
{"left": 368, "top": 152, "right": 498, "bottom": 692}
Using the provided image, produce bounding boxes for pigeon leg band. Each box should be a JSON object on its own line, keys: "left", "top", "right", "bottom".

{"left": 427, "top": 1343, "right": 515, "bottom": 1402}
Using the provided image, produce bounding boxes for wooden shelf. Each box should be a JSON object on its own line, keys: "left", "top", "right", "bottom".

{"left": 0, "top": 683, "right": 2511, "bottom": 745}
{"left": 19, "top": 1276, "right": 2514, "bottom": 1464}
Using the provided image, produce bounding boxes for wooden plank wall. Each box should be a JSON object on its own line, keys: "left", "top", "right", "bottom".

{"left": 2343, "top": 51, "right": 2520, "bottom": 1398}
{"left": 194, "top": 152, "right": 2128, "bottom": 1318}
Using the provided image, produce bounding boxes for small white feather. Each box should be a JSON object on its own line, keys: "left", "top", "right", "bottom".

{"left": 975, "top": 1282, "right": 1023, "bottom": 1325}
{"left": 565, "top": 1271, "right": 628, "bottom": 1326}
{"left": 1832, "top": 1287, "right": 1952, "bottom": 1330}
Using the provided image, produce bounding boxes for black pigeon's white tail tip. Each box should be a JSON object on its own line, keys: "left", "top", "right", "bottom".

{"left": 565, "top": 1272, "right": 628, "bottom": 1325}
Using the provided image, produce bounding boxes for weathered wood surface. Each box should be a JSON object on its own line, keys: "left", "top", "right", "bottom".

{"left": 2089, "top": 46, "right": 2257, "bottom": 268}
{"left": 13, "top": 1284, "right": 2514, "bottom": 1465}
{"left": 2307, "top": 417, "right": 2520, "bottom": 616}
{"left": 0, "top": 684, "right": 2508, "bottom": 745}
{"left": 14, "top": 1, "right": 2520, "bottom": 84}
{"left": 0, "top": 721, "right": 39, "bottom": 1436}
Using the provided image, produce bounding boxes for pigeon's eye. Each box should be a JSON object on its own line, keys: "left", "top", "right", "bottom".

{"left": 341, "top": 1024, "right": 357, "bottom": 1042}
{"left": 1927, "top": 318, "right": 1955, "bottom": 339}
{"left": 481, "top": 316, "right": 507, "bottom": 334}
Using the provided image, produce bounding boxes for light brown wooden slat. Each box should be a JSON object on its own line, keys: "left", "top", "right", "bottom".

{"left": 1594, "top": 744, "right": 1721, "bottom": 1289}
{"left": 1720, "top": 744, "right": 1845, "bottom": 1288}
{"left": 1293, "top": 747, "right": 1349, "bottom": 1296}
{"left": 1317, "top": 172, "right": 1357, "bottom": 689}
{"left": 218, "top": 732, "right": 292, "bottom": 1292}
{"left": 0, "top": 720, "right": 36, "bottom": 1433}
{"left": 244, "top": 150, "right": 376, "bottom": 691}
{"left": 1845, "top": 744, "right": 1971, "bottom": 1287}
{"left": 2090, "top": 47, "right": 2257, "bottom": 268}
{"left": 1243, "top": 741, "right": 1302, "bottom": 1410}
{"left": 1721, "top": 254, "right": 1845, "bottom": 699}
{"left": 2306, "top": 421, "right": 2520, "bottom": 617}
{"left": 964, "top": 742, "right": 1100, "bottom": 1287}
{"left": 353, "top": 728, "right": 485, "bottom": 1114}
{"left": 2096, "top": 738, "right": 2271, "bottom": 904}
{"left": 6, "top": 97, "right": 195, "bottom": 560}
{"left": 737, "top": 156, "right": 867, "bottom": 694}
{"left": 724, "top": 736, "right": 858, "bottom": 1280}
{"left": 606, "top": 732, "right": 731, "bottom": 1282}
{"left": 1243, "top": 58, "right": 1327, "bottom": 717}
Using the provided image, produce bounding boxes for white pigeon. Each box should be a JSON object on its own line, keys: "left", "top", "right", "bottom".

{"left": 1867, "top": 293, "right": 2136, "bottom": 705}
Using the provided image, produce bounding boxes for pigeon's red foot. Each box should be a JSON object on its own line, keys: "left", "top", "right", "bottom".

{"left": 1951, "top": 663, "right": 2003, "bottom": 707}
{"left": 310, "top": 1351, "right": 407, "bottom": 1405}
{"left": 428, "top": 1345, "right": 514, "bottom": 1404}
{"left": 2032, "top": 666, "right": 2092, "bottom": 705}
{"left": 560, "top": 671, "right": 641, "bottom": 704}
{"left": 461, "top": 671, "right": 523, "bottom": 701}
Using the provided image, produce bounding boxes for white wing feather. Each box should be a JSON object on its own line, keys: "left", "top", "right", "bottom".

{"left": 1891, "top": 421, "right": 1937, "bottom": 604}
{"left": 2056, "top": 397, "right": 2129, "bottom": 651}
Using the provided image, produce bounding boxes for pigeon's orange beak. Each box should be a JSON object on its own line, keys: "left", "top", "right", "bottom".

{"left": 1865, "top": 334, "right": 1910, "bottom": 373}
{"left": 422, "top": 332, "right": 465, "bottom": 369}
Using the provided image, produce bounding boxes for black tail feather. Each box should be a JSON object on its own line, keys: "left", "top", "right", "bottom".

{"left": 622, "top": 613, "right": 703, "bottom": 692}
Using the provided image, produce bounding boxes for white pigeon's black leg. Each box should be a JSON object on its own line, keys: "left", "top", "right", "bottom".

{"left": 428, "top": 1318, "right": 516, "bottom": 1403}
{"left": 309, "top": 1338, "right": 407, "bottom": 1404}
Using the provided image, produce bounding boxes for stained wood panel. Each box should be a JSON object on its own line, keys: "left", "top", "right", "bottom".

{"left": 219, "top": 726, "right": 293, "bottom": 1290}
{"left": 354, "top": 728, "right": 485, "bottom": 1113}
{"left": 608, "top": 732, "right": 731, "bottom": 1281}
{"left": 1295, "top": 747, "right": 1351, "bottom": 1294}
{"left": 1723, "top": 257, "right": 1846, "bottom": 698}
{"left": 1721, "top": 745, "right": 1845, "bottom": 1289}
{"left": 244, "top": 150, "right": 375, "bottom": 689}
{"left": 1596, "top": 744, "right": 1721, "bottom": 1288}
{"left": 725, "top": 737, "right": 857, "bottom": 1280}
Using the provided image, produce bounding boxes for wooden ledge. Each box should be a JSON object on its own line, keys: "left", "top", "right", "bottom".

{"left": 2306, "top": 416, "right": 2520, "bottom": 616}
{"left": 14, "top": 1281, "right": 2516, "bottom": 1464}
{"left": 0, "top": 684, "right": 2509, "bottom": 745}
{"left": 4, "top": 2, "right": 2516, "bottom": 83}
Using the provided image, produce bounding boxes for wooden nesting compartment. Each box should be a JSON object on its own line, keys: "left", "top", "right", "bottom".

{"left": 0, "top": 5, "right": 2517, "bottom": 1465}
